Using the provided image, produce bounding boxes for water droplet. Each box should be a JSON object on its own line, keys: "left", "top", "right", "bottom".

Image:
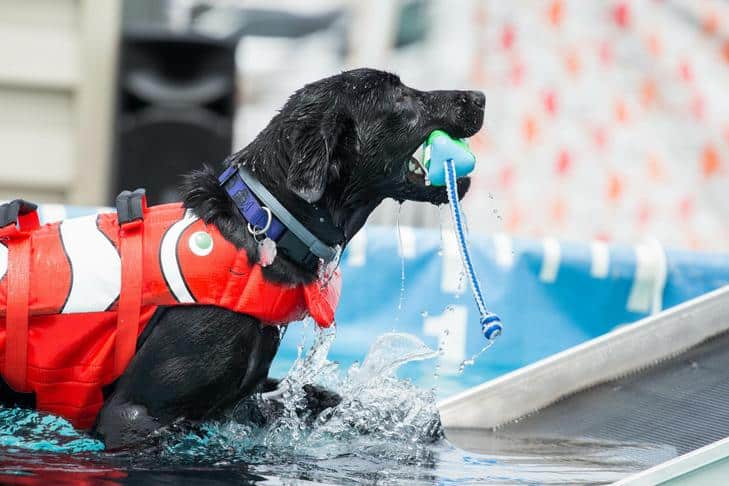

{"left": 395, "top": 204, "right": 407, "bottom": 318}
{"left": 420, "top": 310, "right": 429, "bottom": 317}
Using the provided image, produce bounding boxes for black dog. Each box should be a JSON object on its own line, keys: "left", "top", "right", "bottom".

{"left": 5, "top": 69, "right": 484, "bottom": 448}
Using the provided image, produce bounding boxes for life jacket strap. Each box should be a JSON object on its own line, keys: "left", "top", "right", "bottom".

{"left": 114, "top": 189, "right": 146, "bottom": 377}
{"left": 0, "top": 199, "right": 40, "bottom": 392}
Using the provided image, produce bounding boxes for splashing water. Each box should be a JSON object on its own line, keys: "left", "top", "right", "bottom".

{"left": 317, "top": 244, "right": 342, "bottom": 287}
{"left": 395, "top": 204, "right": 407, "bottom": 320}
{"left": 152, "top": 329, "right": 448, "bottom": 483}
{"left": 436, "top": 204, "right": 446, "bottom": 257}
{"left": 457, "top": 340, "right": 496, "bottom": 375}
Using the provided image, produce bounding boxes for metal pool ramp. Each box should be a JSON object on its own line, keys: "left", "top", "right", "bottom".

{"left": 439, "top": 285, "right": 729, "bottom": 484}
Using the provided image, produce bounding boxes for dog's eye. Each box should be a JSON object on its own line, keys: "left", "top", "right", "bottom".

{"left": 189, "top": 231, "right": 214, "bottom": 256}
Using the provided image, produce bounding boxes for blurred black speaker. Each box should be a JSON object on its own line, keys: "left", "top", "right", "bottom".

{"left": 112, "top": 28, "right": 236, "bottom": 205}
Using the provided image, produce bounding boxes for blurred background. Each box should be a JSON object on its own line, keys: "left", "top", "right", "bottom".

{"left": 2, "top": 0, "right": 728, "bottom": 251}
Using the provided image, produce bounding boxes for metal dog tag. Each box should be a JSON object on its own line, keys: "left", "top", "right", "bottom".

{"left": 258, "top": 237, "right": 277, "bottom": 267}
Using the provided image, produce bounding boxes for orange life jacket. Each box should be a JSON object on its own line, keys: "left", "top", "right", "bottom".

{"left": 0, "top": 202, "right": 340, "bottom": 429}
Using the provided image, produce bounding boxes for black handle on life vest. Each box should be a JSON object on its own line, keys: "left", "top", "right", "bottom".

{"left": 0, "top": 199, "right": 38, "bottom": 232}
{"left": 116, "top": 189, "right": 147, "bottom": 225}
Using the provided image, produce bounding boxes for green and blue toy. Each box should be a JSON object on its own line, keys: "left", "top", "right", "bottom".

{"left": 418, "top": 130, "right": 476, "bottom": 186}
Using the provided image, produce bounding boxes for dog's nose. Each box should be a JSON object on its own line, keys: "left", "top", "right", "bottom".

{"left": 468, "top": 91, "right": 485, "bottom": 108}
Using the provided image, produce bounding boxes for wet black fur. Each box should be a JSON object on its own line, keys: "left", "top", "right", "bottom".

{"left": 1, "top": 69, "right": 484, "bottom": 448}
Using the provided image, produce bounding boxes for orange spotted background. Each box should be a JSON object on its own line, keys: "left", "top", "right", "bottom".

{"left": 463, "top": 0, "right": 729, "bottom": 251}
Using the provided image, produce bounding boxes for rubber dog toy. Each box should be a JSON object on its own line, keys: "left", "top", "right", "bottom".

{"left": 422, "top": 130, "right": 503, "bottom": 341}
{"left": 419, "top": 130, "right": 476, "bottom": 186}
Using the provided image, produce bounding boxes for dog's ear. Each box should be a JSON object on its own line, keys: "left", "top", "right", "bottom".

{"left": 287, "top": 109, "right": 346, "bottom": 204}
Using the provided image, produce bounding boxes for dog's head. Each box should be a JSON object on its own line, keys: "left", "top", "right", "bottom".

{"left": 267, "top": 68, "right": 484, "bottom": 240}
{"left": 183, "top": 69, "right": 484, "bottom": 279}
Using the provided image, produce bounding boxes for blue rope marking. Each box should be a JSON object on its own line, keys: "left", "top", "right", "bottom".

{"left": 443, "top": 159, "right": 503, "bottom": 341}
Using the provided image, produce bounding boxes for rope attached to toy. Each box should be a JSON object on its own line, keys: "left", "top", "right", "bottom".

{"left": 443, "top": 159, "right": 503, "bottom": 341}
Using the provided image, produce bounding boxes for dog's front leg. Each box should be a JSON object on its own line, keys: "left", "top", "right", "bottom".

{"left": 94, "top": 306, "right": 280, "bottom": 449}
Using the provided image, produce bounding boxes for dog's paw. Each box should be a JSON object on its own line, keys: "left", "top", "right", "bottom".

{"left": 301, "top": 383, "right": 341, "bottom": 418}
{"left": 237, "top": 379, "right": 342, "bottom": 426}
{"left": 233, "top": 396, "right": 275, "bottom": 427}
{"left": 94, "top": 402, "right": 160, "bottom": 450}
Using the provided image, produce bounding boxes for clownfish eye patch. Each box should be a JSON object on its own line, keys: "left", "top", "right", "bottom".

{"left": 189, "top": 231, "right": 213, "bottom": 256}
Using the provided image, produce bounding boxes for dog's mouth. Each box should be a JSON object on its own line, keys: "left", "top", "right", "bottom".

{"left": 404, "top": 134, "right": 470, "bottom": 187}
{"left": 406, "top": 146, "right": 428, "bottom": 186}
{"left": 390, "top": 135, "right": 473, "bottom": 205}
{"left": 403, "top": 122, "right": 481, "bottom": 187}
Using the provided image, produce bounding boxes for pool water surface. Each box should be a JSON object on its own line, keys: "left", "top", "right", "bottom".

{"left": 0, "top": 332, "right": 659, "bottom": 485}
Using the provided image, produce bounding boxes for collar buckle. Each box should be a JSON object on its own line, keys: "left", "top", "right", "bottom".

{"left": 246, "top": 206, "right": 272, "bottom": 238}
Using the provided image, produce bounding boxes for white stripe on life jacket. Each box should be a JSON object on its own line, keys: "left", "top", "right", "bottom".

{"left": 0, "top": 242, "right": 7, "bottom": 281}
{"left": 60, "top": 215, "right": 121, "bottom": 313}
{"left": 160, "top": 211, "right": 197, "bottom": 303}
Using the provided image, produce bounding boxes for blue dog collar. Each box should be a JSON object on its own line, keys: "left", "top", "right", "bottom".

{"left": 218, "top": 165, "right": 339, "bottom": 270}
{"left": 218, "top": 166, "right": 286, "bottom": 240}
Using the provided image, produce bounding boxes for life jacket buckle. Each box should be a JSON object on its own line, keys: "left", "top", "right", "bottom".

{"left": 0, "top": 199, "right": 40, "bottom": 239}
{"left": 115, "top": 189, "right": 147, "bottom": 228}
